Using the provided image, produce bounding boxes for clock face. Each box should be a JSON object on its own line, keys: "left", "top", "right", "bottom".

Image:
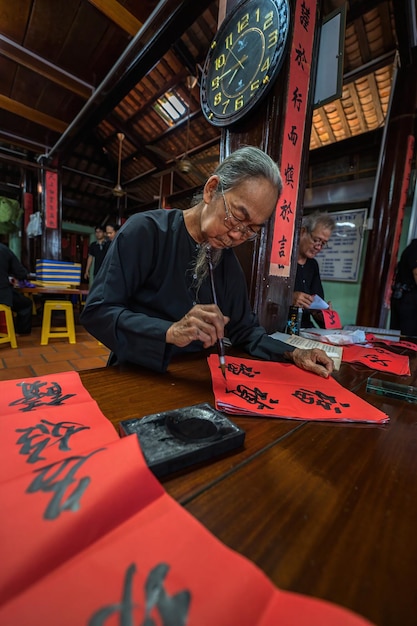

{"left": 200, "top": 0, "right": 290, "bottom": 127}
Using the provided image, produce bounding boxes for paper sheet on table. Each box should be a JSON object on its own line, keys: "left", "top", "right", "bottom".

{"left": 300, "top": 328, "right": 366, "bottom": 345}
{"left": 366, "top": 337, "right": 417, "bottom": 352}
{"left": 208, "top": 355, "right": 389, "bottom": 423}
{"left": 0, "top": 439, "right": 374, "bottom": 626}
{"left": 270, "top": 331, "right": 343, "bottom": 370}
{"left": 0, "top": 376, "right": 375, "bottom": 626}
{"left": 342, "top": 345, "right": 410, "bottom": 375}
{"left": 308, "top": 294, "right": 329, "bottom": 309}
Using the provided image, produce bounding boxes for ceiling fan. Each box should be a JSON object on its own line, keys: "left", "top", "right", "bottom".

{"left": 88, "top": 133, "right": 142, "bottom": 201}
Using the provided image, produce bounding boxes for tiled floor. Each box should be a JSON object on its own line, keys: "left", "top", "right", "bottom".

{"left": 0, "top": 324, "right": 110, "bottom": 382}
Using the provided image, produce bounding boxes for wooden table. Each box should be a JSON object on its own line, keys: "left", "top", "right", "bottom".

{"left": 80, "top": 345, "right": 417, "bottom": 626}
{"left": 17, "top": 284, "right": 89, "bottom": 296}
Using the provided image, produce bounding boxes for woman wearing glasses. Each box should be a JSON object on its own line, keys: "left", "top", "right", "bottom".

{"left": 292, "top": 211, "right": 335, "bottom": 328}
{"left": 81, "top": 146, "right": 333, "bottom": 378}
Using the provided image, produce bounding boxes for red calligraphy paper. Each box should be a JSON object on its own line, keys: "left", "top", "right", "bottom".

{"left": 0, "top": 371, "right": 95, "bottom": 417}
{"left": 342, "top": 345, "right": 410, "bottom": 375}
{"left": 0, "top": 401, "right": 118, "bottom": 484}
{"left": 366, "top": 336, "right": 417, "bottom": 352}
{"left": 208, "top": 355, "right": 389, "bottom": 424}
{"left": 0, "top": 434, "right": 165, "bottom": 605}
{"left": 0, "top": 433, "right": 374, "bottom": 626}
{"left": 322, "top": 308, "right": 342, "bottom": 329}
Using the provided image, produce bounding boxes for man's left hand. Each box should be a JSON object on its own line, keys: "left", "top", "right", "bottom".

{"left": 286, "top": 348, "right": 334, "bottom": 378}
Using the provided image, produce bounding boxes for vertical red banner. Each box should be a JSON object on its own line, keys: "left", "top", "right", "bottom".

{"left": 45, "top": 171, "right": 58, "bottom": 229}
{"left": 23, "top": 192, "right": 33, "bottom": 230}
{"left": 269, "top": 0, "right": 317, "bottom": 277}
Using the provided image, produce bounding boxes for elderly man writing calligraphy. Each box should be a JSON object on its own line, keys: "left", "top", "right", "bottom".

{"left": 81, "top": 147, "right": 333, "bottom": 378}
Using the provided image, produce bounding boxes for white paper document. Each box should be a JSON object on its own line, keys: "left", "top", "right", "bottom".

{"left": 269, "top": 331, "right": 343, "bottom": 370}
{"left": 308, "top": 295, "right": 329, "bottom": 310}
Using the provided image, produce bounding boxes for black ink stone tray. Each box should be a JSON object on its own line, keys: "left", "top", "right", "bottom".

{"left": 118, "top": 403, "right": 245, "bottom": 478}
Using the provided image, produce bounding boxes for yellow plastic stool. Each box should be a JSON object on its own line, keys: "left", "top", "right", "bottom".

{"left": 0, "top": 304, "right": 18, "bottom": 348}
{"left": 41, "top": 300, "right": 76, "bottom": 345}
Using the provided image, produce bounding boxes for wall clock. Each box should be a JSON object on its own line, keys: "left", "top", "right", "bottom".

{"left": 200, "top": 0, "right": 291, "bottom": 127}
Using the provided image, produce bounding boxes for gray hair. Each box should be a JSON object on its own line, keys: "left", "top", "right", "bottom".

{"left": 215, "top": 146, "right": 282, "bottom": 195}
{"left": 302, "top": 210, "right": 335, "bottom": 233}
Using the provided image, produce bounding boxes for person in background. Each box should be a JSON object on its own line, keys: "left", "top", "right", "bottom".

{"left": 0, "top": 242, "right": 32, "bottom": 335}
{"left": 292, "top": 211, "right": 335, "bottom": 328}
{"left": 106, "top": 222, "right": 120, "bottom": 242}
{"left": 84, "top": 225, "right": 110, "bottom": 281}
{"left": 390, "top": 238, "right": 417, "bottom": 336}
{"left": 81, "top": 147, "right": 333, "bottom": 378}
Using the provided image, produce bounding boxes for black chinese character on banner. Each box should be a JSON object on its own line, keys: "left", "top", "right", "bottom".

{"left": 292, "top": 388, "right": 350, "bottom": 414}
{"left": 27, "top": 448, "right": 104, "bottom": 520}
{"left": 227, "top": 362, "right": 260, "bottom": 378}
{"left": 363, "top": 354, "right": 391, "bottom": 367}
{"left": 9, "top": 380, "right": 76, "bottom": 412}
{"left": 284, "top": 163, "right": 295, "bottom": 188}
{"left": 227, "top": 384, "right": 279, "bottom": 410}
{"left": 16, "top": 419, "right": 89, "bottom": 463}
{"left": 300, "top": 1, "right": 311, "bottom": 31}
{"left": 292, "top": 87, "right": 303, "bottom": 111}
{"left": 288, "top": 125, "right": 298, "bottom": 146}
{"left": 279, "top": 199, "right": 293, "bottom": 222}
{"left": 88, "top": 562, "right": 191, "bottom": 626}
{"left": 278, "top": 235, "right": 288, "bottom": 258}
{"left": 295, "top": 44, "right": 307, "bottom": 70}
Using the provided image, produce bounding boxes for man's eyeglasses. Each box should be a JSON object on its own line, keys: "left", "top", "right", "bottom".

{"left": 309, "top": 232, "right": 329, "bottom": 249}
{"left": 221, "top": 191, "right": 261, "bottom": 241}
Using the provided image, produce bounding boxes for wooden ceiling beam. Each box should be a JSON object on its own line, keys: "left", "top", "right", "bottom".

{"left": 0, "top": 35, "right": 93, "bottom": 99}
{"left": 47, "top": 0, "right": 215, "bottom": 162}
{"left": 0, "top": 95, "right": 67, "bottom": 134}
{"left": 87, "top": 0, "right": 142, "bottom": 36}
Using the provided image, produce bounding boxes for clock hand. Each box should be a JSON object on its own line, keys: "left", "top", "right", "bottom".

{"left": 227, "top": 47, "right": 245, "bottom": 69}
{"left": 228, "top": 68, "right": 239, "bottom": 85}
{"left": 218, "top": 55, "right": 248, "bottom": 80}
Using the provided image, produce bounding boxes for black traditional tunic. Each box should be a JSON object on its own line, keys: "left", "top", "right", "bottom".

{"left": 81, "top": 209, "right": 294, "bottom": 372}
{"left": 294, "top": 258, "right": 324, "bottom": 328}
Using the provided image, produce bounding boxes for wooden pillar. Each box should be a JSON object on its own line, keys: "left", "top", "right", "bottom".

{"left": 356, "top": 55, "right": 417, "bottom": 328}
{"left": 220, "top": 0, "right": 322, "bottom": 333}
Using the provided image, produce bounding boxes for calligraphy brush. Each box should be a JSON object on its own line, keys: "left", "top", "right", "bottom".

{"left": 206, "top": 246, "right": 227, "bottom": 381}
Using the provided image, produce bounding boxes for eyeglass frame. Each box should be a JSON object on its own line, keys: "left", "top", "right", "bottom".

{"left": 220, "top": 190, "right": 262, "bottom": 241}
{"left": 307, "top": 231, "right": 329, "bottom": 249}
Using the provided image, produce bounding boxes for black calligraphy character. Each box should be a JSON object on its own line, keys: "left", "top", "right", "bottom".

{"left": 284, "top": 163, "right": 295, "bottom": 188}
{"left": 300, "top": 1, "right": 311, "bottom": 31}
{"left": 363, "top": 354, "right": 390, "bottom": 367}
{"left": 279, "top": 199, "right": 293, "bottom": 222}
{"left": 15, "top": 419, "right": 90, "bottom": 464}
{"left": 227, "top": 362, "right": 260, "bottom": 378}
{"left": 88, "top": 563, "right": 191, "bottom": 626}
{"left": 27, "top": 448, "right": 104, "bottom": 520}
{"left": 327, "top": 310, "right": 337, "bottom": 326}
{"left": 288, "top": 125, "right": 298, "bottom": 146}
{"left": 295, "top": 44, "right": 307, "bottom": 70}
{"left": 278, "top": 235, "right": 288, "bottom": 258}
{"left": 9, "top": 380, "right": 76, "bottom": 412}
{"left": 292, "top": 388, "right": 350, "bottom": 414}
{"left": 227, "top": 384, "right": 278, "bottom": 410}
{"left": 292, "top": 87, "right": 303, "bottom": 112}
